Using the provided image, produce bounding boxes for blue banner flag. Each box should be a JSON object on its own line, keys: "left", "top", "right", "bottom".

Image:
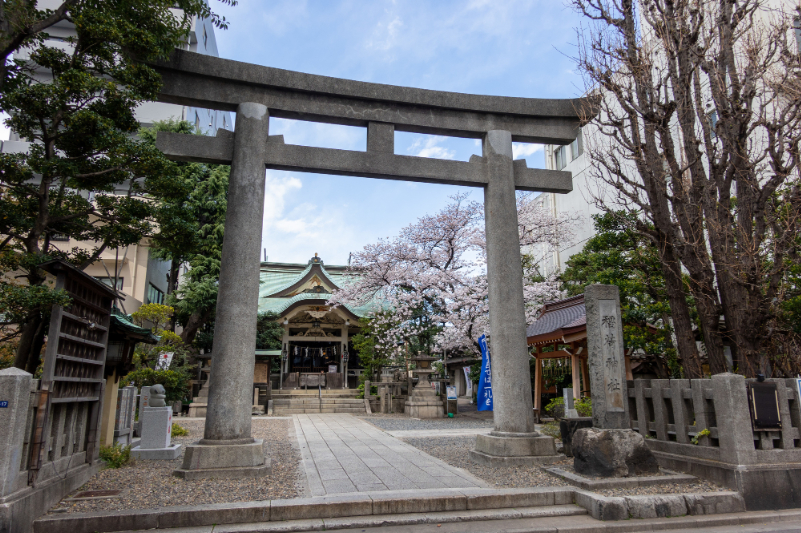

{"left": 477, "top": 334, "right": 493, "bottom": 411}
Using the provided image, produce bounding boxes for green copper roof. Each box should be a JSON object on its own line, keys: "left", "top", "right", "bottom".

{"left": 110, "top": 308, "right": 159, "bottom": 344}
{"left": 257, "top": 257, "right": 382, "bottom": 318}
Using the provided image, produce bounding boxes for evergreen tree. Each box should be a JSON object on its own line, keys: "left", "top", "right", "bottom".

{"left": 0, "top": 1, "right": 234, "bottom": 369}
{"left": 561, "top": 212, "right": 686, "bottom": 377}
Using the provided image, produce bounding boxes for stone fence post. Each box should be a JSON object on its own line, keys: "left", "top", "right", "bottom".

{"left": 711, "top": 372, "right": 756, "bottom": 466}
{"left": 0, "top": 368, "right": 33, "bottom": 498}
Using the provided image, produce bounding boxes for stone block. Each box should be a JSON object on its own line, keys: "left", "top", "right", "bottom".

{"left": 270, "top": 494, "right": 372, "bottom": 521}
{"left": 683, "top": 492, "right": 745, "bottom": 515}
{"left": 573, "top": 489, "right": 628, "bottom": 521}
{"left": 140, "top": 407, "right": 172, "bottom": 450}
{"left": 131, "top": 444, "right": 182, "bottom": 460}
{"left": 559, "top": 417, "right": 593, "bottom": 458}
{"left": 370, "top": 489, "right": 466, "bottom": 514}
{"left": 173, "top": 461, "right": 271, "bottom": 481}
{"left": 462, "top": 487, "right": 566, "bottom": 510}
{"left": 33, "top": 507, "right": 161, "bottom": 533}
{"left": 474, "top": 432, "right": 557, "bottom": 457}
{"left": 0, "top": 368, "right": 32, "bottom": 499}
{"left": 179, "top": 439, "right": 264, "bottom": 470}
{"left": 624, "top": 494, "right": 687, "bottom": 518}
{"left": 157, "top": 501, "right": 270, "bottom": 528}
{"left": 573, "top": 427, "right": 659, "bottom": 477}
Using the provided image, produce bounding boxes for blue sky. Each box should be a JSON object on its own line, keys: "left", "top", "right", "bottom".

{"left": 208, "top": 1, "right": 587, "bottom": 266}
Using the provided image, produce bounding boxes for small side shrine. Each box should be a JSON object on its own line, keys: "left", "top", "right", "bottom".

{"left": 526, "top": 294, "right": 633, "bottom": 417}
{"left": 259, "top": 254, "right": 377, "bottom": 389}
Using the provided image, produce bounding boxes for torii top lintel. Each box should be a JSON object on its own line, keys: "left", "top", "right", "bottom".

{"left": 153, "top": 50, "right": 594, "bottom": 193}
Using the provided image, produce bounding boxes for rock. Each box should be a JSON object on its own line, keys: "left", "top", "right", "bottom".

{"left": 573, "top": 428, "right": 659, "bottom": 477}
{"left": 559, "top": 417, "right": 593, "bottom": 458}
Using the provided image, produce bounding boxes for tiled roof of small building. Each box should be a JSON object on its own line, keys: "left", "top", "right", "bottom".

{"left": 525, "top": 294, "right": 586, "bottom": 338}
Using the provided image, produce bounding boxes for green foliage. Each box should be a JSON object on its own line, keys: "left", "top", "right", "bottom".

{"left": 355, "top": 382, "right": 378, "bottom": 399}
{"left": 143, "top": 120, "right": 230, "bottom": 346}
{"left": 545, "top": 397, "right": 565, "bottom": 419}
{"left": 99, "top": 443, "right": 132, "bottom": 469}
{"left": 129, "top": 304, "right": 190, "bottom": 370}
{"left": 256, "top": 312, "right": 283, "bottom": 350}
{"left": 691, "top": 428, "right": 711, "bottom": 445}
{"left": 171, "top": 423, "right": 189, "bottom": 437}
{"left": 540, "top": 421, "right": 562, "bottom": 440}
{"left": 561, "top": 212, "right": 682, "bottom": 377}
{"left": 0, "top": 0, "right": 235, "bottom": 368}
{"left": 352, "top": 317, "right": 394, "bottom": 381}
{"left": 122, "top": 367, "right": 190, "bottom": 404}
{"left": 575, "top": 398, "right": 592, "bottom": 417}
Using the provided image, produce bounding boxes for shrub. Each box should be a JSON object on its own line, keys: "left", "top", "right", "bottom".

{"left": 122, "top": 367, "right": 190, "bottom": 404}
{"left": 171, "top": 423, "right": 189, "bottom": 437}
{"left": 544, "top": 397, "right": 565, "bottom": 419}
{"left": 355, "top": 382, "right": 378, "bottom": 399}
{"left": 576, "top": 397, "right": 592, "bottom": 417}
{"left": 99, "top": 443, "right": 132, "bottom": 468}
{"left": 540, "top": 421, "right": 562, "bottom": 440}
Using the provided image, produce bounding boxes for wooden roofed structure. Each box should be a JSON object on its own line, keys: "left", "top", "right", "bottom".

{"left": 526, "top": 294, "right": 632, "bottom": 416}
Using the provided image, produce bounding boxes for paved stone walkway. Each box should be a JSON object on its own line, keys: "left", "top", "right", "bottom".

{"left": 293, "top": 414, "right": 489, "bottom": 496}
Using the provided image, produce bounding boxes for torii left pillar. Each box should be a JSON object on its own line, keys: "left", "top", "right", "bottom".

{"left": 174, "top": 102, "right": 272, "bottom": 479}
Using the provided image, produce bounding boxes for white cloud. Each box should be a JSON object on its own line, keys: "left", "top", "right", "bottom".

{"left": 262, "top": 172, "right": 303, "bottom": 227}
{"left": 512, "top": 143, "right": 543, "bottom": 159}
{"left": 408, "top": 136, "right": 456, "bottom": 160}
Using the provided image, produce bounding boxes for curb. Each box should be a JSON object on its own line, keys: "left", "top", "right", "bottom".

{"left": 544, "top": 467, "right": 697, "bottom": 490}
{"left": 34, "top": 487, "right": 574, "bottom": 533}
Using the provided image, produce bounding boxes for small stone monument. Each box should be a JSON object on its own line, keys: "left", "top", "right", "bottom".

{"left": 131, "top": 385, "right": 182, "bottom": 460}
{"left": 135, "top": 385, "right": 151, "bottom": 437}
{"left": 563, "top": 388, "right": 579, "bottom": 419}
{"left": 572, "top": 285, "right": 659, "bottom": 477}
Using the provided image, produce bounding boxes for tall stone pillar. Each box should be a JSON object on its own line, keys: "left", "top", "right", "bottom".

{"left": 470, "top": 130, "right": 559, "bottom": 466}
{"left": 175, "top": 102, "right": 272, "bottom": 479}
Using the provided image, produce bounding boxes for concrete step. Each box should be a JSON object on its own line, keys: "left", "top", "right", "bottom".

{"left": 273, "top": 408, "right": 366, "bottom": 414}
{"left": 273, "top": 400, "right": 364, "bottom": 404}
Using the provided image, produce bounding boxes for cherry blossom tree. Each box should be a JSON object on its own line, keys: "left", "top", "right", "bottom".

{"left": 329, "top": 192, "right": 576, "bottom": 361}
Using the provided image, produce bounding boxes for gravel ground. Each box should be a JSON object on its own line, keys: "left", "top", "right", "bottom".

{"left": 48, "top": 418, "right": 304, "bottom": 515}
{"left": 402, "top": 435, "right": 725, "bottom": 496}
{"left": 359, "top": 416, "right": 494, "bottom": 432}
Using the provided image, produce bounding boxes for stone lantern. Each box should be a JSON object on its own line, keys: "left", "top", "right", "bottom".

{"left": 404, "top": 351, "right": 443, "bottom": 418}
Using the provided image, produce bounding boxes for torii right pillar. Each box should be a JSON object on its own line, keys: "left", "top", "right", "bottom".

{"left": 469, "top": 130, "right": 560, "bottom": 466}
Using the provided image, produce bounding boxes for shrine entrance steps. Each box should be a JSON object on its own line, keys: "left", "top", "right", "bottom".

{"left": 272, "top": 389, "right": 365, "bottom": 415}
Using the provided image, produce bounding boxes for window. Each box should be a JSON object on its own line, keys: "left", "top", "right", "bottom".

{"left": 147, "top": 284, "right": 165, "bottom": 305}
{"left": 571, "top": 129, "right": 584, "bottom": 160}
{"left": 203, "top": 26, "right": 208, "bottom": 49}
{"left": 96, "top": 277, "right": 123, "bottom": 290}
{"left": 223, "top": 116, "right": 227, "bottom": 130}
{"left": 194, "top": 111, "right": 200, "bottom": 131}
{"left": 555, "top": 145, "right": 569, "bottom": 170}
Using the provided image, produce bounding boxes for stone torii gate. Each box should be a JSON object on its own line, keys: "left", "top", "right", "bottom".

{"left": 154, "top": 50, "right": 591, "bottom": 478}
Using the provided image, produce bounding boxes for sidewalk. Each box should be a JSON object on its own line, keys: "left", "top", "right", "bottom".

{"left": 293, "top": 414, "right": 488, "bottom": 496}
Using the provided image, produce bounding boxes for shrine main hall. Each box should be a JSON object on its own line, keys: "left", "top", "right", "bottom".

{"left": 258, "top": 254, "right": 376, "bottom": 389}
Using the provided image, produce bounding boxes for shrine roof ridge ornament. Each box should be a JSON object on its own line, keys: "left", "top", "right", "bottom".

{"left": 152, "top": 49, "right": 595, "bottom": 143}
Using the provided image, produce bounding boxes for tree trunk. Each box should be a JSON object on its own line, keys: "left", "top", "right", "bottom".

{"left": 14, "top": 313, "right": 39, "bottom": 370}
{"left": 25, "top": 317, "right": 48, "bottom": 375}
{"left": 180, "top": 308, "right": 212, "bottom": 345}
{"left": 657, "top": 242, "right": 703, "bottom": 379}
